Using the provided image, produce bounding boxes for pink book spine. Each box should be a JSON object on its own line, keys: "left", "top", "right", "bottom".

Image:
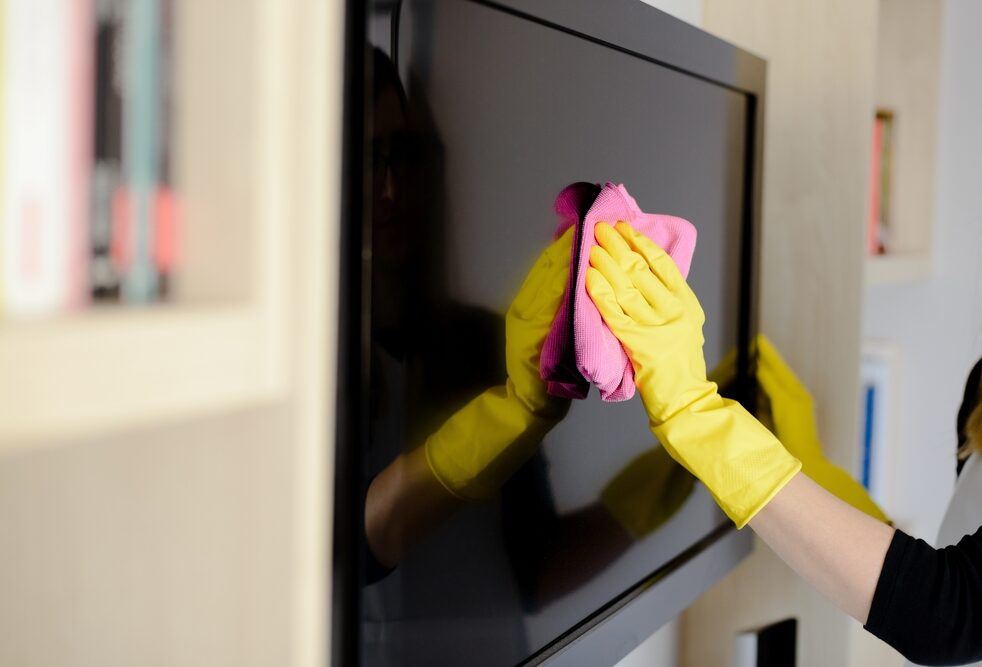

{"left": 66, "top": 0, "right": 94, "bottom": 309}
{"left": 868, "top": 116, "right": 883, "bottom": 256}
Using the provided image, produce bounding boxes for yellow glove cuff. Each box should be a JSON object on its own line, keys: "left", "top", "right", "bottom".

{"left": 600, "top": 446, "right": 695, "bottom": 539}
{"left": 653, "top": 396, "right": 802, "bottom": 529}
{"left": 424, "top": 381, "right": 555, "bottom": 502}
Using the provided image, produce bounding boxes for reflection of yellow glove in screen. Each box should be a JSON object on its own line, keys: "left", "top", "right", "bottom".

{"left": 425, "top": 229, "right": 573, "bottom": 501}
{"left": 586, "top": 222, "right": 801, "bottom": 528}
{"left": 601, "top": 446, "right": 695, "bottom": 539}
{"left": 755, "top": 335, "right": 890, "bottom": 523}
{"left": 710, "top": 336, "right": 890, "bottom": 523}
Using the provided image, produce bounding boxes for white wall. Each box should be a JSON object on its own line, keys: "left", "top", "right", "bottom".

{"left": 616, "top": 620, "right": 680, "bottom": 667}
{"left": 636, "top": 0, "right": 703, "bottom": 27}
{"left": 863, "top": 0, "right": 982, "bottom": 542}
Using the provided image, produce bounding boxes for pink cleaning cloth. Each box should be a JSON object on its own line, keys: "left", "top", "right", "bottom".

{"left": 540, "top": 182, "right": 697, "bottom": 402}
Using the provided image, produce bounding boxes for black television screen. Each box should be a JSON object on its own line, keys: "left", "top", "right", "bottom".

{"left": 342, "top": 1, "right": 765, "bottom": 665}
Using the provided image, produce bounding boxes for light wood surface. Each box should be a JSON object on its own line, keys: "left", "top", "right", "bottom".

{"left": 867, "top": 253, "right": 933, "bottom": 286}
{"left": 0, "top": 406, "right": 295, "bottom": 667}
{"left": 682, "top": 1, "right": 904, "bottom": 665}
{"left": 0, "top": 0, "right": 340, "bottom": 665}
{"left": 873, "top": 0, "right": 942, "bottom": 259}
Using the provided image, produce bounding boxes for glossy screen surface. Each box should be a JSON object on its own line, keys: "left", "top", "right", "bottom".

{"left": 361, "top": 2, "right": 751, "bottom": 664}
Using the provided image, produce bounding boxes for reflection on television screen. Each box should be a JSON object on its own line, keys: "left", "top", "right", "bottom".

{"left": 359, "top": 2, "right": 753, "bottom": 664}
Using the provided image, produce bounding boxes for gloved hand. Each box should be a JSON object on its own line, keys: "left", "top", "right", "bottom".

{"left": 709, "top": 336, "right": 890, "bottom": 523}
{"left": 600, "top": 445, "right": 695, "bottom": 539}
{"left": 425, "top": 228, "right": 573, "bottom": 501}
{"left": 755, "top": 335, "right": 890, "bottom": 523}
{"left": 586, "top": 221, "right": 801, "bottom": 528}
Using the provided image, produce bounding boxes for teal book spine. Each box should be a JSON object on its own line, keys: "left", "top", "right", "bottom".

{"left": 122, "top": 0, "right": 159, "bottom": 303}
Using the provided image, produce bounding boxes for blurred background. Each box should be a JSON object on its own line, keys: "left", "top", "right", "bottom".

{"left": 0, "top": 1, "right": 339, "bottom": 666}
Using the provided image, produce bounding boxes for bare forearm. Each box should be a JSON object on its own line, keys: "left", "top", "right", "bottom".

{"left": 749, "top": 472, "right": 895, "bottom": 623}
{"left": 365, "top": 446, "right": 461, "bottom": 568}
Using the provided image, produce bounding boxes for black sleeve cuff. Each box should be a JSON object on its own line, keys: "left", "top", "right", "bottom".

{"left": 864, "top": 529, "right": 910, "bottom": 639}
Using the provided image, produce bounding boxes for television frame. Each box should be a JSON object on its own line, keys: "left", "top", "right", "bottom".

{"left": 334, "top": 1, "right": 767, "bottom": 664}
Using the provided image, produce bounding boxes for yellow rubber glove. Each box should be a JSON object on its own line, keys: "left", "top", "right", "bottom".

{"left": 425, "top": 228, "right": 573, "bottom": 501}
{"left": 585, "top": 222, "right": 801, "bottom": 528}
{"left": 600, "top": 445, "right": 695, "bottom": 539}
{"left": 709, "top": 336, "right": 890, "bottom": 522}
{"left": 755, "top": 335, "right": 890, "bottom": 523}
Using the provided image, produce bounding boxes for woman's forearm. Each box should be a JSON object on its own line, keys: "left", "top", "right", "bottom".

{"left": 365, "top": 446, "right": 461, "bottom": 569}
{"left": 748, "top": 472, "right": 895, "bottom": 623}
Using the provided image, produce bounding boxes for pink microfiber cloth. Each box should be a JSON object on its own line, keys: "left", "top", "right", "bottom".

{"left": 540, "top": 182, "right": 697, "bottom": 402}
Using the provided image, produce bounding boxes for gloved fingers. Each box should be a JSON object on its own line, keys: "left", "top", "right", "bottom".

{"left": 585, "top": 266, "right": 636, "bottom": 331}
{"left": 510, "top": 227, "right": 574, "bottom": 319}
{"left": 595, "top": 222, "right": 650, "bottom": 275}
{"left": 549, "top": 225, "right": 576, "bottom": 263}
{"left": 534, "top": 226, "right": 575, "bottom": 311}
{"left": 588, "top": 245, "right": 658, "bottom": 325}
{"left": 613, "top": 221, "right": 704, "bottom": 325}
{"left": 614, "top": 221, "right": 684, "bottom": 293}
{"left": 596, "top": 222, "right": 667, "bottom": 292}
{"left": 625, "top": 259, "right": 681, "bottom": 321}
{"left": 594, "top": 223, "right": 679, "bottom": 322}
{"left": 678, "top": 281, "right": 707, "bottom": 327}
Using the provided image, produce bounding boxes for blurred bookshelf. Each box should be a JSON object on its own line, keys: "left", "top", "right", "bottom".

{"left": 0, "top": 305, "right": 286, "bottom": 447}
{"left": 864, "top": 0, "right": 941, "bottom": 286}
{"left": 0, "top": 0, "right": 308, "bottom": 447}
{"left": 866, "top": 253, "right": 933, "bottom": 287}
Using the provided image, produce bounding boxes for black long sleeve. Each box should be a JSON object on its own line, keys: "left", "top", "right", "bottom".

{"left": 865, "top": 527, "right": 982, "bottom": 665}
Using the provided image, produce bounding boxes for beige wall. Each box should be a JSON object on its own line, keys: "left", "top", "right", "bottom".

{"left": 0, "top": 1, "right": 342, "bottom": 665}
{"left": 874, "top": 0, "right": 942, "bottom": 256}
{"left": 682, "top": 1, "right": 891, "bottom": 665}
{"left": 0, "top": 407, "right": 295, "bottom": 667}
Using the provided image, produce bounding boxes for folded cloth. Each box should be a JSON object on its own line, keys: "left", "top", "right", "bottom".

{"left": 540, "top": 182, "right": 697, "bottom": 401}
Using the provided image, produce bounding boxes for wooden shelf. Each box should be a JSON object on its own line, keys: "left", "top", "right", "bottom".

{"left": 867, "top": 0, "right": 942, "bottom": 276}
{"left": 0, "top": 305, "right": 288, "bottom": 449}
{"left": 866, "top": 253, "right": 932, "bottom": 286}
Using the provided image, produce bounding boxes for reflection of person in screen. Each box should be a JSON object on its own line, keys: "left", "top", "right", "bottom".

{"left": 361, "top": 47, "right": 582, "bottom": 579}
{"left": 359, "top": 47, "right": 690, "bottom": 665}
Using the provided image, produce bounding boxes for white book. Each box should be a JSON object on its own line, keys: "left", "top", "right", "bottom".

{"left": 2, "top": 0, "right": 89, "bottom": 317}
{"left": 0, "top": 0, "right": 5, "bottom": 318}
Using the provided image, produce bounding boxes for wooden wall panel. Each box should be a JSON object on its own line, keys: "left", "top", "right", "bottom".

{"left": 682, "top": 2, "right": 884, "bottom": 665}
{"left": 0, "top": 406, "right": 295, "bottom": 667}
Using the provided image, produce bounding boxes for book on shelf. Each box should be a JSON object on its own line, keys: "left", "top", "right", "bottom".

{"left": 1, "top": 0, "right": 91, "bottom": 317}
{"left": 92, "top": 0, "right": 125, "bottom": 302}
{"left": 120, "top": 0, "right": 160, "bottom": 303}
{"left": 0, "top": 0, "right": 180, "bottom": 319}
{"left": 868, "top": 110, "right": 894, "bottom": 256}
{"left": 105, "top": 0, "right": 177, "bottom": 304}
{"left": 0, "top": 0, "right": 5, "bottom": 317}
{"left": 859, "top": 343, "right": 895, "bottom": 511}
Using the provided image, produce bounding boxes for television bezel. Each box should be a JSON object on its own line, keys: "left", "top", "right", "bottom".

{"left": 334, "top": 1, "right": 767, "bottom": 664}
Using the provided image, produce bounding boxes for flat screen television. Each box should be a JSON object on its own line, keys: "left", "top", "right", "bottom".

{"left": 335, "top": 1, "right": 766, "bottom": 664}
